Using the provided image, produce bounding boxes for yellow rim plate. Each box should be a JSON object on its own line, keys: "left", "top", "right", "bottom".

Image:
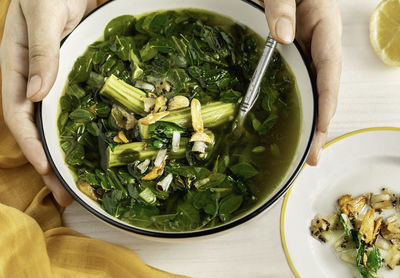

{"left": 280, "top": 127, "right": 400, "bottom": 277}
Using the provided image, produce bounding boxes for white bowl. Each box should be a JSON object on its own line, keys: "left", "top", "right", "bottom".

{"left": 38, "top": 0, "right": 317, "bottom": 238}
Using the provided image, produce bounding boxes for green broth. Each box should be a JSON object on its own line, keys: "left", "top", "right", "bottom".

{"left": 58, "top": 9, "right": 301, "bottom": 232}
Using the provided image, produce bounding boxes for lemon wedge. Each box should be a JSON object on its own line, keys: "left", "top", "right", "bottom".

{"left": 370, "top": 0, "right": 400, "bottom": 66}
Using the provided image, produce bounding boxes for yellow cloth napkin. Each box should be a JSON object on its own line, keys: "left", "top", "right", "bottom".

{"left": 0, "top": 1, "right": 186, "bottom": 277}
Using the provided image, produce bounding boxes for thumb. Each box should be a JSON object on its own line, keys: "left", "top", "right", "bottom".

{"left": 264, "top": 0, "right": 296, "bottom": 44}
{"left": 23, "top": 1, "right": 65, "bottom": 102}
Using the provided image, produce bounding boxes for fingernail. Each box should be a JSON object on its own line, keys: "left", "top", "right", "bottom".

{"left": 275, "top": 17, "right": 293, "bottom": 43}
{"left": 27, "top": 75, "right": 42, "bottom": 99}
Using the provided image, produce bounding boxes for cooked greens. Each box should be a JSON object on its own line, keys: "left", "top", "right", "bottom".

{"left": 58, "top": 9, "right": 300, "bottom": 232}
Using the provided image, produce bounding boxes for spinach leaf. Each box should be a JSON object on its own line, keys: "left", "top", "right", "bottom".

{"left": 94, "top": 102, "right": 111, "bottom": 118}
{"left": 104, "top": 15, "right": 136, "bottom": 40}
{"left": 228, "top": 176, "right": 255, "bottom": 200}
{"left": 149, "top": 121, "right": 187, "bottom": 138}
{"left": 219, "top": 194, "right": 243, "bottom": 221}
{"left": 87, "top": 72, "right": 105, "bottom": 90}
{"left": 166, "top": 68, "right": 192, "bottom": 94}
{"left": 69, "top": 52, "right": 94, "bottom": 83}
{"left": 147, "top": 121, "right": 188, "bottom": 148}
{"left": 65, "top": 144, "right": 85, "bottom": 166}
{"left": 230, "top": 162, "right": 259, "bottom": 179}
{"left": 86, "top": 122, "right": 100, "bottom": 136}
{"left": 69, "top": 109, "right": 96, "bottom": 123}
{"left": 113, "top": 36, "right": 135, "bottom": 61}
{"left": 257, "top": 114, "right": 278, "bottom": 135}
{"left": 66, "top": 84, "right": 86, "bottom": 99}
{"left": 140, "top": 42, "right": 158, "bottom": 62}
{"left": 176, "top": 198, "right": 201, "bottom": 229}
{"left": 261, "top": 85, "right": 279, "bottom": 112}
{"left": 196, "top": 173, "right": 226, "bottom": 190}
{"left": 58, "top": 112, "right": 69, "bottom": 131}
{"left": 83, "top": 170, "right": 100, "bottom": 187}
{"left": 136, "top": 12, "right": 169, "bottom": 35}
{"left": 166, "top": 165, "right": 210, "bottom": 180}
{"left": 188, "top": 64, "right": 231, "bottom": 92}
{"left": 193, "top": 190, "right": 219, "bottom": 216}
{"left": 102, "top": 191, "right": 118, "bottom": 215}
{"left": 220, "top": 89, "right": 242, "bottom": 103}
{"left": 60, "top": 95, "right": 78, "bottom": 112}
{"left": 149, "top": 36, "right": 175, "bottom": 53}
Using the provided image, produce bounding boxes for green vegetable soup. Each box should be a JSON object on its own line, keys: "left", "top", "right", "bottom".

{"left": 58, "top": 9, "right": 301, "bottom": 232}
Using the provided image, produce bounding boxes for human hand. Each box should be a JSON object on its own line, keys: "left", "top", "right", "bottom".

{"left": 0, "top": 0, "right": 97, "bottom": 205}
{"left": 263, "top": 0, "right": 342, "bottom": 165}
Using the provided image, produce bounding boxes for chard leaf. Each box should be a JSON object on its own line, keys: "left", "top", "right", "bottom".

{"left": 230, "top": 162, "right": 259, "bottom": 179}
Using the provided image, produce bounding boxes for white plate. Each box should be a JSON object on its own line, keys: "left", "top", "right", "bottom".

{"left": 281, "top": 127, "right": 400, "bottom": 278}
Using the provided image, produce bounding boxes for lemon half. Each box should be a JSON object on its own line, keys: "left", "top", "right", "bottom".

{"left": 370, "top": 0, "right": 400, "bottom": 66}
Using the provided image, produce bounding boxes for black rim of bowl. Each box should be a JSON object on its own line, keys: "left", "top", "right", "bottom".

{"left": 37, "top": 0, "right": 318, "bottom": 238}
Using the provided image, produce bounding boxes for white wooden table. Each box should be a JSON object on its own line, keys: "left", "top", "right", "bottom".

{"left": 64, "top": 1, "right": 400, "bottom": 277}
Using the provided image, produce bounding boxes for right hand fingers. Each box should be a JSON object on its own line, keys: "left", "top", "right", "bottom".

{"left": 263, "top": 0, "right": 297, "bottom": 44}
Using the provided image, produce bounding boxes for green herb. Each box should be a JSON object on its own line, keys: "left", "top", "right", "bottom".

{"left": 367, "top": 246, "right": 382, "bottom": 273}
{"left": 339, "top": 213, "right": 353, "bottom": 240}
